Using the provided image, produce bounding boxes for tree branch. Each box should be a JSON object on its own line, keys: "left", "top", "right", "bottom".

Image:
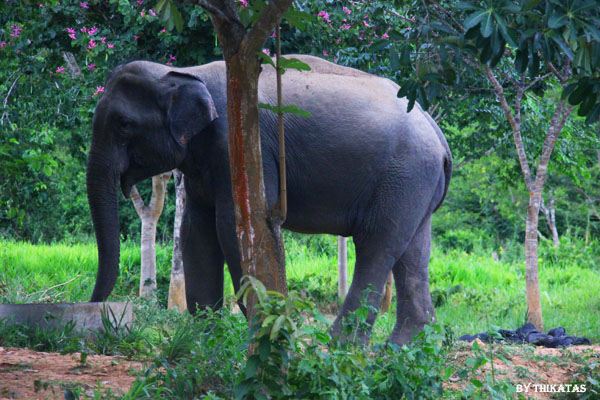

{"left": 148, "top": 172, "right": 171, "bottom": 218}
{"left": 198, "top": 0, "right": 245, "bottom": 57}
{"left": 485, "top": 66, "right": 533, "bottom": 190}
{"left": 130, "top": 185, "right": 147, "bottom": 217}
{"left": 242, "top": 0, "right": 293, "bottom": 54}
{"left": 532, "top": 102, "right": 572, "bottom": 192}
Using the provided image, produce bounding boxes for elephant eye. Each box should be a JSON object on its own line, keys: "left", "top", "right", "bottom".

{"left": 119, "top": 116, "right": 134, "bottom": 130}
{"left": 117, "top": 116, "right": 136, "bottom": 141}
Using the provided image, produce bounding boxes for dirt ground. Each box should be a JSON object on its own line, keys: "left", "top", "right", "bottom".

{"left": 446, "top": 341, "right": 600, "bottom": 399}
{"left": 0, "top": 347, "right": 143, "bottom": 399}
{"left": 0, "top": 344, "right": 597, "bottom": 399}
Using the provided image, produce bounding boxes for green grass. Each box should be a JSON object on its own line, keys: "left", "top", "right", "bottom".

{"left": 0, "top": 237, "right": 598, "bottom": 341}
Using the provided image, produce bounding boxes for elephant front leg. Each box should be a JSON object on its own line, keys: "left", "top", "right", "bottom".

{"left": 181, "top": 203, "right": 225, "bottom": 314}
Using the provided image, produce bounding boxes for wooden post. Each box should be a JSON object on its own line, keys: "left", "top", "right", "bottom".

{"left": 380, "top": 272, "right": 393, "bottom": 313}
{"left": 338, "top": 236, "right": 348, "bottom": 301}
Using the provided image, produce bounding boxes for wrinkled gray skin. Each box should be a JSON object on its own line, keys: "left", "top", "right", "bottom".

{"left": 87, "top": 55, "right": 451, "bottom": 345}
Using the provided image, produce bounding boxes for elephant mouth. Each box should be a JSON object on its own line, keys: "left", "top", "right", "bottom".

{"left": 120, "top": 175, "right": 134, "bottom": 199}
{"left": 119, "top": 164, "right": 147, "bottom": 199}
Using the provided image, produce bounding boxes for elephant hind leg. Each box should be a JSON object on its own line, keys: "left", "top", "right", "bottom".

{"left": 330, "top": 239, "right": 399, "bottom": 346}
{"left": 389, "top": 217, "right": 435, "bottom": 345}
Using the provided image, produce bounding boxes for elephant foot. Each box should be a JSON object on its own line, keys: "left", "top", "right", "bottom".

{"left": 389, "top": 322, "right": 428, "bottom": 346}
{"left": 330, "top": 317, "right": 371, "bottom": 347}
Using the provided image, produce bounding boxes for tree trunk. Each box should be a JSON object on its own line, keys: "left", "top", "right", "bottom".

{"left": 525, "top": 190, "right": 543, "bottom": 330}
{"left": 337, "top": 236, "right": 348, "bottom": 301}
{"left": 200, "top": 0, "right": 293, "bottom": 319}
{"left": 380, "top": 272, "right": 394, "bottom": 313}
{"left": 139, "top": 218, "right": 158, "bottom": 298}
{"left": 168, "top": 169, "right": 187, "bottom": 312}
{"left": 226, "top": 54, "right": 287, "bottom": 301}
{"left": 130, "top": 173, "right": 170, "bottom": 299}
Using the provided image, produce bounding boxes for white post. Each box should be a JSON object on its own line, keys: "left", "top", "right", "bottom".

{"left": 338, "top": 236, "right": 348, "bottom": 301}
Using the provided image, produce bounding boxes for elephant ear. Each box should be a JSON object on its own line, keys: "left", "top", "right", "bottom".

{"left": 164, "top": 71, "right": 218, "bottom": 147}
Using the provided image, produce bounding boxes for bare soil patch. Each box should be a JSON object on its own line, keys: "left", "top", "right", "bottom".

{"left": 0, "top": 347, "right": 143, "bottom": 399}
{"left": 446, "top": 341, "right": 600, "bottom": 399}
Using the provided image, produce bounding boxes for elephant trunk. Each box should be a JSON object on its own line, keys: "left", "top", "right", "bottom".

{"left": 87, "top": 149, "right": 121, "bottom": 302}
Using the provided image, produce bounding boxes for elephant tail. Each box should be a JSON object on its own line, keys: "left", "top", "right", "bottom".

{"left": 434, "top": 150, "right": 452, "bottom": 212}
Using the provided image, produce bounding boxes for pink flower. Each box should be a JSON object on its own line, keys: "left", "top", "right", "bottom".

{"left": 66, "top": 27, "right": 77, "bottom": 40}
{"left": 80, "top": 27, "right": 88, "bottom": 33}
{"left": 87, "top": 26, "right": 98, "bottom": 36}
{"left": 317, "top": 10, "right": 330, "bottom": 23}
{"left": 262, "top": 48, "right": 271, "bottom": 56}
{"left": 93, "top": 86, "right": 105, "bottom": 96}
{"left": 342, "top": 6, "right": 351, "bottom": 15}
{"left": 239, "top": 0, "right": 249, "bottom": 7}
{"left": 10, "top": 25, "right": 21, "bottom": 38}
{"left": 340, "top": 23, "right": 351, "bottom": 30}
{"left": 0, "top": 41, "right": 6, "bottom": 48}
{"left": 133, "top": 35, "right": 140, "bottom": 41}
{"left": 160, "top": 28, "right": 166, "bottom": 33}
{"left": 107, "top": 43, "right": 114, "bottom": 49}
{"left": 149, "top": 8, "right": 156, "bottom": 17}
{"left": 80, "top": 2, "right": 89, "bottom": 9}
{"left": 362, "top": 20, "right": 370, "bottom": 28}
{"left": 55, "top": 66, "right": 65, "bottom": 74}
{"left": 322, "top": 49, "right": 329, "bottom": 57}
{"left": 168, "top": 54, "right": 176, "bottom": 62}
{"left": 87, "top": 39, "right": 96, "bottom": 49}
{"left": 87, "top": 63, "right": 95, "bottom": 71}
{"left": 137, "top": 0, "right": 143, "bottom": 5}
{"left": 100, "top": 36, "right": 106, "bottom": 44}
{"left": 381, "top": 32, "right": 389, "bottom": 39}
{"left": 140, "top": 9, "right": 146, "bottom": 17}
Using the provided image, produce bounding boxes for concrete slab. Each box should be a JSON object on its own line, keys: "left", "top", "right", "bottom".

{"left": 0, "top": 302, "right": 132, "bottom": 332}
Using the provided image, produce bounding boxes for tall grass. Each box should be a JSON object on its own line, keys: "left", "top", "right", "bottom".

{"left": 0, "top": 236, "right": 598, "bottom": 341}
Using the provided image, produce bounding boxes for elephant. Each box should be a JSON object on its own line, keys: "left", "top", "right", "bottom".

{"left": 87, "top": 54, "right": 452, "bottom": 345}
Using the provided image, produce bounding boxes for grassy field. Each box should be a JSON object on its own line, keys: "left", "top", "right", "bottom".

{"left": 1, "top": 237, "right": 598, "bottom": 341}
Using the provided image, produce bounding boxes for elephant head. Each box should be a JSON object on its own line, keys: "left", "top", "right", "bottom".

{"left": 87, "top": 62, "right": 218, "bottom": 302}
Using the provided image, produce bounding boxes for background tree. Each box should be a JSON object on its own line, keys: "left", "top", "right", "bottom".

{"left": 168, "top": 170, "right": 187, "bottom": 311}
{"left": 390, "top": 0, "right": 599, "bottom": 329}
{"left": 130, "top": 172, "right": 171, "bottom": 299}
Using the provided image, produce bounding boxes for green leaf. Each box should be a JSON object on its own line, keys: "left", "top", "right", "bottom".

{"left": 569, "top": 82, "right": 590, "bottom": 105}
{"left": 270, "top": 315, "right": 286, "bottom": 340}
{"left": 464, "top": 10, "right": 488, "bottom": 30}
{"left": 279, "top": 57, "right": 311, "bottom": 72}
{"left": 258, "top": 52, "right": 275, "bottom": 67}
{"left": 245, "top": 355, "right": 260, "bottom": 378}
{"left": 495, "top": 15, "right": 517, "bottom": 47}
{"left": 258, "top": 338, "right": 271, "bottom": 361}
{"left": 170, "top": 4, "right": 184, "bottom": 32}
{"left": 550, "top": 36, "right": 574, "bottom": 60}
{"left": 480, "top": 12, "right": 494, "bottom": 38}
{"left": 258, "top": 103, "right": 311, "bottom": 117}
{"left": 548, "top": 12, "right": 569, "bottom": 29}
{"left": 471, "top": 378, "right": 484, "bottom": 388}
